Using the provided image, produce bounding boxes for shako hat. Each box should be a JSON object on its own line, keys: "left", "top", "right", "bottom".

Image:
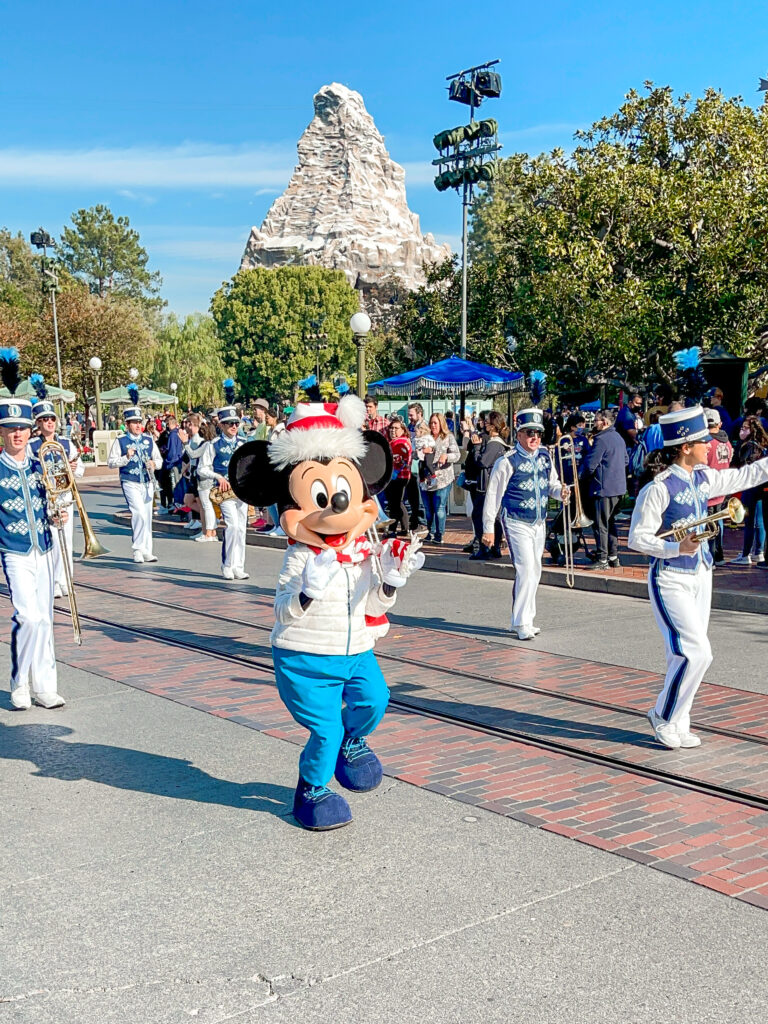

{"left": 217, "top": 379, "right": 240, "bottom": 423}
{"left": 516, "top": 407, "right": 545, "bottom": 433}
{"left": 659, "top": 405, "right": 710, "bottom": 447}
{"left": 123, "top": 383, "right": 142, "bottom": 423}
{"left": 30, "top": 374, "right": 56, "bottom": 420}
{"left": 268, "top": 394, "right": 367, "bottom": 471}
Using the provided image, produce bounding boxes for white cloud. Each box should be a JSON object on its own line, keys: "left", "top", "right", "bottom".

{"left": 0, "top": 143, "right": 296, "bottom": 189}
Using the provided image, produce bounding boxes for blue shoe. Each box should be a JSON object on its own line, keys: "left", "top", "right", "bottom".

{"left": 335, "top": 735, "right": 383, "bottom": 792}
{"left": 292, "top": 778, "right": 352, "bottom": 831}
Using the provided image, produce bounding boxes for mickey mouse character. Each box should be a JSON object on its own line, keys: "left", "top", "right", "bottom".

{"left": 229, "top": 394, "right": 424, "bottom": 831}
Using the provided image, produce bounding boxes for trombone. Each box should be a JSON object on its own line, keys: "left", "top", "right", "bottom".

{"left": 658, "top": 496, "right": 745, "bottom": 543}
{"left": 38, "top": 439, "right": 109, "bottom": 645}
{"left": 549, "top": 437, "right": 593, "bottom": 588}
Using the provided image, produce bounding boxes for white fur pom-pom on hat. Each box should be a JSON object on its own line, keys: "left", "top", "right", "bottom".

{"left": 268, "top": 397, "right": 368, "bottom": 471}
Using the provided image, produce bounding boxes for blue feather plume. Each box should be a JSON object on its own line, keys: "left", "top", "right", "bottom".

{"left": 127, "top": 383, "right": 140, "bottom": 406}
{"left": 529, "top": 369, "right": 547, "bottom": 407}
{"left": 674, "top": 346, "right": 701, "bottom": 371}
{"left": 223, "top": 378, "right": 236, "bottom": 405}
{"left": 337, "top": 381, "right": 350, "bottom": 395}
{"left": 0, "top": 348, "right": 21, "bottom": 396}
{"left": 29, "top": 373, "right": 47, "bottom": 401}
{"left": 674, "top": 346, "right": 708, "bottom": 404}
{"left": 298, "top": 373, "right": 317, "bottom": 390}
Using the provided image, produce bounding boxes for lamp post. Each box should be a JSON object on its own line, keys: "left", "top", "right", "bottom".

{"left": 129, "top": 367, "right": 139, "bottom": 381}
{"left": 89, "top": 356, "right": 103, "bottom": 430}
{"left": 30, "top": 228, "right": 65, "bottom": 418}
{"left": 170, "top": 381, "right": 178, "bottom": 415}
{"left": 350, "top": 312, "right": 371, "bottom": 397}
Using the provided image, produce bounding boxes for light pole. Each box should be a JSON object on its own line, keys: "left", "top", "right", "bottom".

{"left": 30, "top": 228, "right": 65, "bottom": 417}
{"left": 170, "top": 381, "right": 178, "bottom": 415}
{"left": 89, "top": 356, "right": 103, "bottom": 430}
{"left": 350, "top": 312, "right": 371, "bottom": 397}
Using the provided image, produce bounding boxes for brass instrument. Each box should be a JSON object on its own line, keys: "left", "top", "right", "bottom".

{"left": 658, "top": 496, "right": 745, "bottom": 544}
{"left": 549, "top": 438, "right": 593, "bottom": 588}
{"left": 38, "top": 439, "right": 109, "bottom": 646}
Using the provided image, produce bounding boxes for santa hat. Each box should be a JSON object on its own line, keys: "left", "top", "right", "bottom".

{"left": 268, "top": 393, "right": 367, "bottom": 470}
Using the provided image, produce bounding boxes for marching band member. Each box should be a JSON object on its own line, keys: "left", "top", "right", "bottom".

{"left": 0, "top": 349, "right": 65, "bottom": 709}
{"left": 629, "top": 405, "right": 768, "bottom": 749}
{"left": 196, "top": 381, "right": 248, "bottom": 579}
{"left": 482, "top": 407, "right": 569, "bottom": 640}
{"left": 28, "top": 376, "right": 84, "bottom": 598}
{"left": 107, "top": 385, "right": 163, "bottom": 564}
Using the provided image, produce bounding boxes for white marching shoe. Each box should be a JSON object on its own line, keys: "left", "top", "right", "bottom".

{"left": 33, "top": 692, "right": 66, "bottom": 709}
{"left": 53, "top": 583, "right": 63, "bottom": 598}
{"left": 10, "top": 685, "right": 31, "bottom": 710}
{"left": 221, "top": 566, "right": 235, "bottom": 580}
{"left": 142, "top": 552, "right": 158, "bottom": 563}
{"left": 193, "top": 533, "right": 217, "bottom": 543}
{"left": 132, "top": 551, "right": 145, "bottom": 563}
{"left": 677, "top": 729, "right": 702, "bottom": 748}
{"left": 647, "top": 709, "right": 681, "bottom": 749}
{"left": 232, "top": 568, "right": 249, "bottom": 580}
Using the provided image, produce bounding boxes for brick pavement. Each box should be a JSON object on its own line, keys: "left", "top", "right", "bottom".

{"left": 6, "top": 559, "right": 766, "bottom": 907}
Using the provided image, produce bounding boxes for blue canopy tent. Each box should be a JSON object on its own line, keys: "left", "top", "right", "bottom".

{"left": 367, "top": 356, "right": 525, "bottom": 397}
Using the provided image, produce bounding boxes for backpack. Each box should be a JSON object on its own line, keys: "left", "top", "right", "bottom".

{"left": 628, "top": 429, "right": 648, "bottom": 478}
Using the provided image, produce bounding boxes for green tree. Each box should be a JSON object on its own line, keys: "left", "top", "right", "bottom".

{"left": 468, "top": 84, "right": 768, "bottom": 388}
{"left": 151, "top": 313, "right": 228, "bottom": 410}
{"left": 0, "top": 229, "right": 45, "bottom": 314}
{"left": 22, "top": 283, "right": 156, "bottom": 410}
{"left": 210, "top": 266, "right": 360, "bottom": 401}
{"left": 57, "top": 205, "right": 163, "bottom": 307}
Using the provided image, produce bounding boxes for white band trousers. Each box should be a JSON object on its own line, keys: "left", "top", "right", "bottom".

{"left": 220, "top": 497, "right": 248, "bottom": 570}
{"left": 51, "top": 492, "right": 75, "bottom": 588}
{"left": 648, "top": 561, "right": 713, "bottom": 731}
{"left": 2, "top": 548, "right": 57, "bottom": 695}
{"left": 500, "top": 514, "right": 545, "bottom": 629}
{"left": 122, "top": 481, "right": 155, "bottom": 557}
{"left": 198, "top": 483, "right": 217, "bottom": 532}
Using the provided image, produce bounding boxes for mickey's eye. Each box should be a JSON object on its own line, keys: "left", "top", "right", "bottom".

{"left": 310, "top": 480, "right": 329, "bottom": 509}
{"left": 335, "top": 475, "right": 352, "bottom": 500}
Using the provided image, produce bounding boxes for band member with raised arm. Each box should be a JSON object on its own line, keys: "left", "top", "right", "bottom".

{"left": 196, "top": 381, "right": 248, "bottom": 580}
{"left": 107, "top": 385, "right": 163, "bottom": 564}
{"left": 629, "top": 405, "right": 768, "bottom": 749}
{"left": 28, "top": 375, "right": 84, "bottom": 598}
{"left": 482, "top": 406, "right": 569, "bottom": 640}
{"left": 0, "top": 349, "right": 66, "bottom": 709}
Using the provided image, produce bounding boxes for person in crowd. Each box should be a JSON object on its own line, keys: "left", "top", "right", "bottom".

{"left": 363, "top": 395, "right": 389, "bottom": 435}
{"left": 159, "top": 414, "right": 184, "bottom": 513}
{"left": 644, "top": 385, "right": 673, "bottom": 425}
{"left": 107, "top": 389, "right": 162, "bottom": 564}
{"left": 729, "top": 395, "right": 768, "bottom": 442}
{"left": 547, "top": 413, "right": 592, "bottom": 565}
{"left": 444, "top": 409, "right": 457, "bottom": 438}
{"left": 264, "top": 407, "right": 287, "bottom": 538}
{"left": 405, "top": 403, "right": 427, "bottom": 529}
{"left": 467, "top": 411, "right": 509, "bottom": 561}
{"left": 643, "top": 411, "right": 664, "bottom": 453}
{"left": 197, "top": 398, "right": 248, "bottom": 580}
{"left": 383, "top": 416, "right": 412, "bottom": 536}
{"left": 0, "top": 351, "right": 68, "bottom": 709}
{"left": 703, "top": 409, "right": 733, "bottom": 565}
{"left": 541, "top": 408, "right": 559, "bottom": 446}
{"left": 729, "top": 415, "right": 768, "bottom": 566}
{"left": 460, "top": 411, "right": 487, "bottom": 553}
{"left": 629, "top": 405, "right": 768, "bottom": 749}
{"left": 179, "top": 413, "right": 206, "bottom": 535}
{"left": 414, "top": 412, "right": 460, "bottom": 544}
{"left": 250, "top": 399, "right": 269, "bottom": 441}
{"left": 615, "top": 392, "right": 644, "bottom": 449}
{"left": 194, "top": 419, "right": 219, "bottom": 543}
{"left": 481, "top": 408, "right": 569, "bottom": 640}
{"left": 28, "top": 383, "right": 85, "bottom": 598}
{"left": 707, "top": 387, "right": 733, "bottom": 435}
{"left": 584, "top": 409, "right": 628, "bottom": 569}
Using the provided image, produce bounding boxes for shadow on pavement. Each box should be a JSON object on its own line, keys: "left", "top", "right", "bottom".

{"left": 0, "top": 721, "right": 297, "bottom": 823}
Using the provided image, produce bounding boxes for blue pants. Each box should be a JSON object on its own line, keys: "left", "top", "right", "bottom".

{"left": 272, "top": 647, "right": 390, "bottom": 786}
{"left": 420, "top": 484, "right": 451, "bottom": 540}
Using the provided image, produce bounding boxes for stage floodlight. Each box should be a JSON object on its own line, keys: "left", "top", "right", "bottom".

{"left": 449, "top": 78, "right": 480, "bottom": 107}
{"left": 475, "top": 70, "right": 502, "bottom": 98}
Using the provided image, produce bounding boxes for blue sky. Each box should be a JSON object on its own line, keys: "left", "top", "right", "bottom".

{"left": 3, "top": 1, "right": 767, "bottom": 315}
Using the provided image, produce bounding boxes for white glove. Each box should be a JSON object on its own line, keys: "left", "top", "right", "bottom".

{"left": 301, "top": 547, "right": 342, "bottom": 600}
{"left": 379, "top": 535, "right": 425, "bottom": 589}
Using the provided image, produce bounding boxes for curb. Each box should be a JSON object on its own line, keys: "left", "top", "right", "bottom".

{"left": 109, "top": 512, "right": 768, "bottom": 617}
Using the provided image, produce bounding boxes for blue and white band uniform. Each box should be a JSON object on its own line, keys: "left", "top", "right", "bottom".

{"left": 28, "top": 435, "right": 85, "bottom": 593}
{"left": 0, "top": 450, "right": 59, "bottom": 700}
{"left": 629, "top": 456, "right": 768, "bottom": 731}
{"left": 482, "top": 442, "right": 565, "bottom": 633}
{"left": 197, "top": 435, "right": 247, "bottom": 572}
{"left": 107, "top": 433, "right": 163, "bottom": 559}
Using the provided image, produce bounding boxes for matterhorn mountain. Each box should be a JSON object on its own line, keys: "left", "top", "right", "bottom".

{"left": 240, "top": 83, "right": 451, "bottom": 291}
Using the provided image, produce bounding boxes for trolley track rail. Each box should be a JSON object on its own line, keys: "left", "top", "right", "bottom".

{"left": 3, "top": 578, "right": 765, "bottom": 815}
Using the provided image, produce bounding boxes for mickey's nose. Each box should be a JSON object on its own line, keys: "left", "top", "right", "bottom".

{"left": 330, "top": 491, "right": 349, "bottom": 513}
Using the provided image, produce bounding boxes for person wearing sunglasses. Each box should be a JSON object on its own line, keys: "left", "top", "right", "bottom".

{"left": 29, "top": 396, "right": 84, "bottom": 599}
{"left": 481, "top": 408, "right": 570, "bottom": 641}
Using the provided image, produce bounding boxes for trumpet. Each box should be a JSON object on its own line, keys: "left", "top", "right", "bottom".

{"left": 658, "top": 496, "right": 745, "bottom": 544}
{"left": 38, "top": 439, "right": 109, "bottom": 646}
